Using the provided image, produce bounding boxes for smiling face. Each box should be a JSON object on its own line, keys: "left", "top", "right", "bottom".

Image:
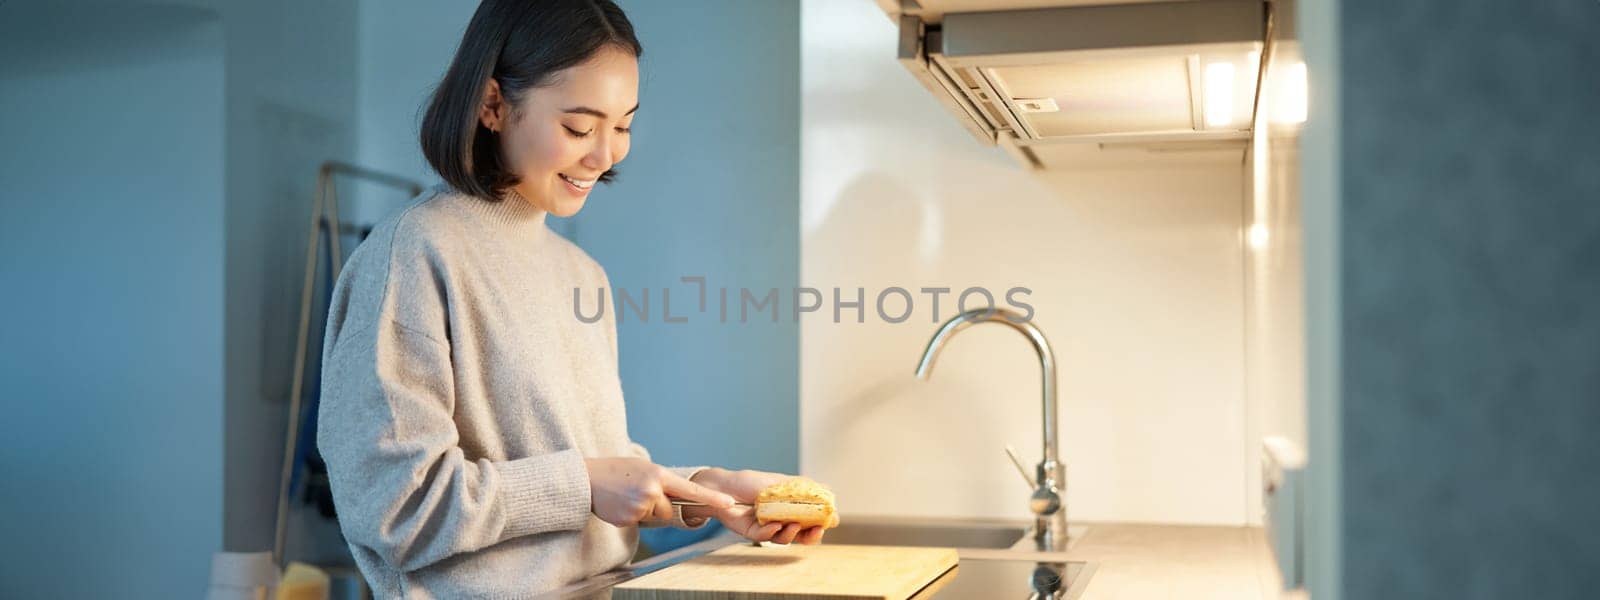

{"left": 480, "top": 45, "right": 638, "bottom": 217}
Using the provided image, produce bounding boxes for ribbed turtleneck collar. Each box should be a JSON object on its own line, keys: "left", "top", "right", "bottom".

{"left": 462, "top": 187, "right": 550, "bottom": 239}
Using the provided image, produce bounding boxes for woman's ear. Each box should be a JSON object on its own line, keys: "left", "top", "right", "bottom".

{"left": 479, "top": 78, "right": 505, "bottom": 132}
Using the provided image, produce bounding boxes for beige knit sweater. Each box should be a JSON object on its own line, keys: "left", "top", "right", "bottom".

{"left": 317, "top": 188, "right": 705, "bottom": 599}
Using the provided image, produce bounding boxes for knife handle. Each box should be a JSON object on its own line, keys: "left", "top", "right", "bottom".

{"left": 638, "top": 501, "right": 725, "bottom": 527}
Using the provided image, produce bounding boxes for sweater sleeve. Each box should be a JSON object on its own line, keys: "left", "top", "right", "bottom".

{"left": 317, "top": 318, "right": 593, "bottom": 573}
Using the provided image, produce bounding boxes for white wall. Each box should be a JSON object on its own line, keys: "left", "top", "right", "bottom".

{"left": 801, "top": 0, "right": 1252, "bottom": 525}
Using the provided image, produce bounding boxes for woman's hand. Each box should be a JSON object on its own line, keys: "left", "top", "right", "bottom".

{"left": 585, "top": 458, "right": 735, "bottom": 528}
{"left": 692, "top": 468, "right": 828, "bottom": 545}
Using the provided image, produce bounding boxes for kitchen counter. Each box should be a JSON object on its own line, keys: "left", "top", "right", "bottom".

{"left": 539, "top": 522, "right": 1287, "bottom": 599}
{"left": 1058, "top": 523, "right": 1285, "bottom": 600}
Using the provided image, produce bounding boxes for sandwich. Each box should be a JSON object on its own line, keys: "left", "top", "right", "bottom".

{"left": 755, "top": 477, "right": 840, "bottom": 529}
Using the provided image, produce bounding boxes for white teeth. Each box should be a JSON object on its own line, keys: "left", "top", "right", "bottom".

{"left": 560, "top": 174, "right": 595, "bottom": 189}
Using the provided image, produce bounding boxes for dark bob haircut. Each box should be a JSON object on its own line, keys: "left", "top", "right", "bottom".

{"left": 420, "top": 0, "right": 641, "bottom": 200}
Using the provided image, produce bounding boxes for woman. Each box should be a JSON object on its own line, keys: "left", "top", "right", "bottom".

{"left": 317, "top": 1, "right": 824, "bottom": 597}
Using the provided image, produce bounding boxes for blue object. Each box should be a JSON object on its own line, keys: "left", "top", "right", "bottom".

{"left": 639, "top": 521, "right": 726, "bottom": 555}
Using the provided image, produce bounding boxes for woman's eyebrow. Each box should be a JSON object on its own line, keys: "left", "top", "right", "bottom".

{"left": 561, "top": 103, "right": 640, "bottom": 119}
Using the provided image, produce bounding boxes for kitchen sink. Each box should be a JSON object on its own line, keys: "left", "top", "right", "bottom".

{"left": 822, "top": 516, "right": 1029, "bottom": 550}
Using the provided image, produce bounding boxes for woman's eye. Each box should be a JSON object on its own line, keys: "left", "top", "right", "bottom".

{"left": 615, "top": 127, "right": 631, "bottom": 134}
{"left": 563, "top": 126, "right": 592, "bottom": 138}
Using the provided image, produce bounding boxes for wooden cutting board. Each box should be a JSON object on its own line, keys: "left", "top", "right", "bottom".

{"left": 613, "top": 543, "right": 959, "bottom": 600}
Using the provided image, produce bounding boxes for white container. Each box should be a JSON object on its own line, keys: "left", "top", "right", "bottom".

{"left": 206, "top": 551, "right": 280, "bottom": 600}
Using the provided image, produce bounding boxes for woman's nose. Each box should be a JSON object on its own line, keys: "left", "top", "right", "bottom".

{"left": 583, "top": 133, "right": 618, "bottom": 171}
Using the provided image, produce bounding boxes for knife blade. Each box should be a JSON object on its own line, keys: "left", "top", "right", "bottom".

{"left": 669, "top": 499, "right": 754, "bottom": 508}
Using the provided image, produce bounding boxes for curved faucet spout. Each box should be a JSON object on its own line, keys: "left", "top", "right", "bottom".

{"left": 914, "top": 307, "right": 1068, "bottom": 551}
{"left": 915, "top": 308, "right": 1058, "bottom": 468}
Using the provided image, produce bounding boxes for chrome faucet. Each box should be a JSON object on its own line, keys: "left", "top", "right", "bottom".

{"left": 914, "top": 308, "right": 1069, "bottom": 552}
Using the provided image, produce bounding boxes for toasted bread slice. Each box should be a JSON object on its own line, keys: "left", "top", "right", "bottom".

{"left": 755, "top": 478, "right": 840, "bottom": 529}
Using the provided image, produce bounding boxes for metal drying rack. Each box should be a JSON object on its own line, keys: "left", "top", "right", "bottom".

{"left": 274, "top": 161, "right": 425, "bottom": 567}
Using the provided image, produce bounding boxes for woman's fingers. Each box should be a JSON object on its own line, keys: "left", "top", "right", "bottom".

{"left": 734, "top": 519, "right": 825, "bottom": 545}
{"left": 660, "top": 469, "right": 736, "bottom": 508}
{"left": 796, "top": 526, "right": 825, "bottom": 545}
{"left": 649, "top": 492, "right": 675, "bottom": 522}
{"left": 772, "top": 522, "right": 803, "bottom": 545}
{"left": 744, "top": 520, "right": 783, "bottom": 542}
{"left": 677, "top": 503, "right": 720, "bottom": 523}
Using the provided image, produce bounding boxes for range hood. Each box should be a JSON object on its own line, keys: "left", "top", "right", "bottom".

{"left": 886, "top": 0, "right": 1266, "bottom": 168}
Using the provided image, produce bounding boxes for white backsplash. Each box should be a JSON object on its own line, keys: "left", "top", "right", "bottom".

{"left": 801, "top": 0, "right": 1256, "bottom": 526}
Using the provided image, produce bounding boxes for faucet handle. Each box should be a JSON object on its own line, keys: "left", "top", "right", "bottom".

{"left": 1009, "top": 445, "right": 1063, "bottom": 517}
{"left": 1004, "top": 445, "right": 1038, "bottom": 489}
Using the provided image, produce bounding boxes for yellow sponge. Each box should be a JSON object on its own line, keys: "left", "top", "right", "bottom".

{"left": 276, "top": 562, "right": 329, "bottom": 600}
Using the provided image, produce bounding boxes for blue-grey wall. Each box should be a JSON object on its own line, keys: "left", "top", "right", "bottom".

{"left": 353, "top": 0, "right": 799, "bottom": 553}
{"left": 592, "top": 0, "right": 800, "bottom": 476}
{"left": 354, "top": 0, "right": 801, "bottom": 476}
{"left": 1, "top": 1, "right": 801, "bottom": 588}
{"left": 214, "top": 0, "right": 360, "bottom": 563}
{"left": 0, "top": 3, "right": 226, "bottom": 597}
{"left": 1338, "top": 2, "right": 1600, "bottom": 597}
{"left": 1, "top": 0, "right": 362, "bottom": 593}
